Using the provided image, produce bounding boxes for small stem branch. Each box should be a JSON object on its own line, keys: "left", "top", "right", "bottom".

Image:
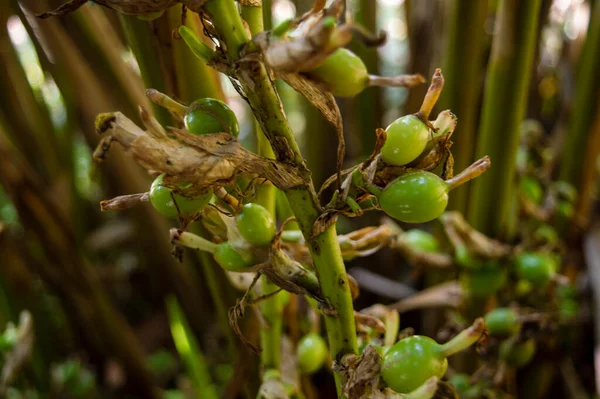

{"left": 438, "top": 318, "right": 485, "bottom": 358}
{"left": 445, "top": 156, "right": 491, "bottom": 191}
{"left": 418, "top": 69, "right": 444, "bottom": 119}
{"left": 146, "top": 88, "right": 188, "bottom": 117}
{"left": 170, "top": 229, "right": 217, "bottom": 253}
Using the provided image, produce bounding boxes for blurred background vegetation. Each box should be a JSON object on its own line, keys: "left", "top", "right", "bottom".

{"left": 0, "top": 0, "right": 598, "bottom": 398}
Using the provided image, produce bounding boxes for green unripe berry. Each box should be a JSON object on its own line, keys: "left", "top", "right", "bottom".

{"left": 484, "top": 308, "right": 520, "bottom": 336}
{"left": 149, "top": 174, "right": 212, "bottom": 218}
{"left": 184, "top": 98, "right": 239, "bottom": 137}
{"left": 378, "top": 171, "right": 448, "bottom": 224}
{"left": 519, "top": 176, "right": 543, "bottom": 204}
{"left": 499, "top": 339, "right": 536, "bottom": 368}
{"left": 307, "top": 48, "right": 369, "bottom": 97}
{"left": 381, "top": 115, "right": 430, "bottom": 166}
{"left": 515, "top": 252, "right": 556, "bottom": 286}
{"left": 448, "top": 374, "right": 471, "bottom": 393}
{"left": 236, "top": 203, "right": 276, "bottom": 246}
{"left": 556, "top": 200, "right": 574, "bottom": 219}
{"left": 461, "top": 262, "right": 507, "bottom": 298}
{"left": 454, "top": 245, "right": 484, "bottom": 269}
{"left": 213, "top": 242, "right": 253, "bottom": 271}
{"left": 297, "top": 333, "right": 328, "bottom": 374}
{"left": 559, "top": 298, "right": 579, "bottom": 323}
{"left": 381, "top": 336, "right": 448, "bottom": 393}
{"left": 403, "top": 229, "right": 439, "bottom": 253}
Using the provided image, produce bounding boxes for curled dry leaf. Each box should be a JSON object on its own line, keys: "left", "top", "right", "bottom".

{"left": 354, "top": 312, "right": 386, "bottom": 333}
{"left": 390, "top": 281, "right": 465, "bottom": 313}
{"left": 335, "top": 345, "right": 382, "bottom": 399}
{"left": 93, "top": 112, "right": 307, "bottom": 193}
{"left": 253, "top": 0, "right": 350, "bottom": 73}
{"left": 278, "top": 71, "right": 345, "bottom": 191}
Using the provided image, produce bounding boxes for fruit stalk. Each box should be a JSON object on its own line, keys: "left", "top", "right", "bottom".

{"left": 202, "top": 1, "right": 358, "bottom": 393}
{"left": 466, "top": 0, "right": 542, "bottom": 238}
{"left": 438, "top": 318, "right": 485, "bottom": 358}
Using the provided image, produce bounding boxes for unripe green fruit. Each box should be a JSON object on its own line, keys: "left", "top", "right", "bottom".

{"left": 403, "top": 229, "right": 439, "bottom": 253}
{"left": 484, "top": 308, "right": 520, "bottom": 336}
{"left": 381, "top": 336, "right": 448, "bottom": 393}
{"left": 515, "top": 252, "right": 556, "bottom": 286}
{"left": 454, "top": 245, "right": 484, "bottom": 269}
{"left": 519, "top": 176, "right": 543, "bottom": 204}
{"left": 149, "top": 174, "right": 212, "bottom": 218}
{"left": 184, "top": 98, "right": 239, "bottom": 137}
{"left": 297, "top": 333, "right": 328, "bottom": 374}
{"left": 236, "top": 203, "right": 276, "bottom": 246}
{"left": 448, "top": 374, "right": 471, "bottom": 393}
{"left": 499, "top": 339, "right": 536, "bottom": 368}
{"left": 213, "top": 242, "right": 253, "bottom": 271}
{"left": 378, "top": 171, "right": 448, "bottom": 224}
{"left": 381, "top": 115, "right": 430, "bottom": 166}
{"left": 558, "top": 298, "right": 578, "bottom": 323}
{"left": 307, "top": 48, "right": 369, "bottom": 97}
{"left": 461, "top": 262, "right": 507, "bottom": 298}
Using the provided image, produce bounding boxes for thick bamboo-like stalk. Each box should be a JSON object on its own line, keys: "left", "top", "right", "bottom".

{"left": 466, "top": 0, "right": 542, "bottom": 239}
{"left": 0, "top": 8, "right": 61, "bottom": 181}
{"left": 559, "top": 2, "right": 600, "bottom": 190}
{"left": 350, "top": 0, "right": 381, "bottom": 156}
{"left": 573, "top": 89, "right": 600, "bottom": 232}
{"left": 441, "top": 0, "right": 488, "bottom": 213}
{"left": 202, "top": 0, "right": 358, "bottom": 392}
{"left": 241, "top": 0, "right": 283, "bottom": 372}
{"left": 119, "top": 14, "right": 173, "bottom": 124}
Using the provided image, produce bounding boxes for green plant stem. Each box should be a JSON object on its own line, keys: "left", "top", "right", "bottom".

{"left": 441, "top": 0, "right": 488, "bottom": 213}
{"left": 166, "top": 295, "right": 219, "bottom": 399}
{"left": 558, "top": 1, "right": 600, "bottom": 189}
{"left": 119, "top": 15, "right": 172, "bottom": 125}
{"left": 203, "top": 0, "right": 358, "bottom": 392}
{"left": 242, "top": 0, "right": 283, "bottom": 372}
{"left": 466, "top": 0, "right": 542, "bottom": 239}
{"left": 351, "top": 0, "right": 380, "bottom": 156}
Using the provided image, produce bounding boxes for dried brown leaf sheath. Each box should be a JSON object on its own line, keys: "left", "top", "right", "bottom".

{"left": 93, "top": 112, "right": 306, "bottom": 191}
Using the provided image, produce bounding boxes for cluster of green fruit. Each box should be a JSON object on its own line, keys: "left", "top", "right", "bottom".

{"left": 148, "top": 98, "right": 239, "bottom": 219}
{"left": 349, "top": 114, "right": 454, "bottom": 225}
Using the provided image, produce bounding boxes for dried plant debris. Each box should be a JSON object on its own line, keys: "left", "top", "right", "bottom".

{"left": 93, "top": 111, "right": 308, "bottom": 193}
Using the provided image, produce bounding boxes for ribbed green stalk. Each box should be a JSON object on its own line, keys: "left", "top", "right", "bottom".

{"left": 0, "top": 10, "right": 61, "bottom": 181}
{"left": 558, "top": 1, "right": 600, "bottom": 188}
{"left": 351, "top": 0, "right": 380, "bottom": 156}
{"left": 466, "top": 0, "right": 542, "bottom": 239}
{"left": 203, "top": 1, "right": 358, "bottom": 393}
{"left": 166, "top": 296, "right": 219, "bottom": 399}
{"left": 441, "top": 0, "right": 488, "bottom": 213}
{"left": 119, "top": 15, "right": 172, "bottom": 125}
{"left": 242, "top": 0, "right": 283, "bottom": 372}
